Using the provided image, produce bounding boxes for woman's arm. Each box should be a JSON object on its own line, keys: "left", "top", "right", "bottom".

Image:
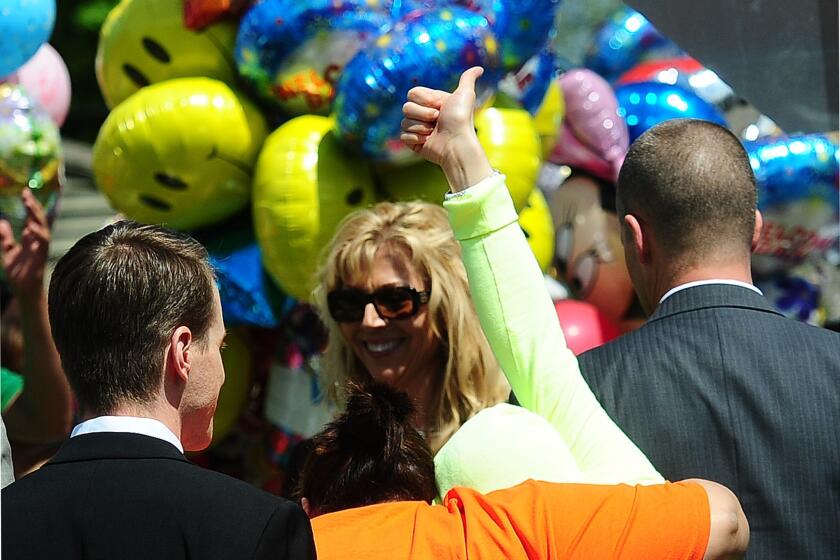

{"left": 688, "top": 479, "right": 750, "bottom": 560}
{"left": 402, "top": 68, "right": 662, "bottom": 484}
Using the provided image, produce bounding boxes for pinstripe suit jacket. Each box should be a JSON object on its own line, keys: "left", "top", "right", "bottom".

{"left": 578, "top": 284, "right": 840, "bottom": 559}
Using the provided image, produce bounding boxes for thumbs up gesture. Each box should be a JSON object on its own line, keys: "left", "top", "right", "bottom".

{"left": 400, "top": 67, "right": 493, "bottom": 192}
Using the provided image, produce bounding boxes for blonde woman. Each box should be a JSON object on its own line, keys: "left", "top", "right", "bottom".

{"left": 313, "top": 192, "right": 662, "bottom": 496}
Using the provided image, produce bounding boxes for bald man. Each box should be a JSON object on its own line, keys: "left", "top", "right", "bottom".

{"left": 576, "top": 119, "right": 840, "bottom": 559}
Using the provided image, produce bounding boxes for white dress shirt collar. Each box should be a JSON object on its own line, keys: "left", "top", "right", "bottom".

{"left": 659, "top": 279, "right": 763, "bottom": 305}
{"left": 71, "top": 416, "right": 184, "bottom": 453}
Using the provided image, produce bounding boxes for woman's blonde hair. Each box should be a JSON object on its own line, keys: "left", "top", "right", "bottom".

{"left": 313, "top": 201, "right": 510, "bottom": 450}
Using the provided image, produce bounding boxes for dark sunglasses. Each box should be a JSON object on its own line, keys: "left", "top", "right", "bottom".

{"left": 327, "top": 286, "right": 431, "bottom": 323}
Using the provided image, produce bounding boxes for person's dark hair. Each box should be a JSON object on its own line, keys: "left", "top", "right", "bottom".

{"left": 297, "top": 381, "right": 437, "bottom": 516}
{"left": 617, "top": 119, "right": 757, "bottom": 263}
{"left": 48, "top": 220, "right": 215, "bottom": 415}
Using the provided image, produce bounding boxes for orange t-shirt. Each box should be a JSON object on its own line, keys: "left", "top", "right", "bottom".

{"left": 311, "top": 480, "right": 710, "bottom": 559}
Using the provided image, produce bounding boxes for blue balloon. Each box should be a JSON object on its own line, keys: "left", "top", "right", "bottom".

{"left": 195, "top": 215, "right": 294, "bottom": 328}
{"left": 334, "top": 7, "right": 501, "bottom": 162}
{"left": 0, "top": 0, "right": 55, "bottom": 76}
{"left": 756, "top": 273, "right": 823, "bottom": 325}
{"left": 584, "top": 6, "right": 681, "bottom": 83}
{"left": 745, "top": 135, "right": 839, "bottom": 274}
{"left": 615, "top": 81, "right": 726, "bottom": 142}
{"left": 498, "top": 47, "right": 557, "bottom": 114}
{"left": 745, "top": 135, "right": 839, "bottom": 210}
{"left": 236, "top": 0, "right": 390, "bottom": 114}
{"left": 390, "top": 0, "right": 560, "bottom": 72}
{"left": 210, "top": 243, "right": 295, "bottom": 328}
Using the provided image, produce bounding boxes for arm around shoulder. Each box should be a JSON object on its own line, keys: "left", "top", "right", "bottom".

{"left": 686, "top": 479, "right": 749, "bottom": 560}
{"left": 254, "top": 500, "right": 316, "bottom": 560}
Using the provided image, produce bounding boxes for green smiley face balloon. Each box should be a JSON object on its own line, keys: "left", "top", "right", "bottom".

{"left": 92, "top": 78, "right": 268, "bottom": 231}
{"left": 96, "top": 0, "right": 238, "bottom": 108}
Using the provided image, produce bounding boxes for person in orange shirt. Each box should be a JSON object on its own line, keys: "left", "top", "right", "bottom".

{"left": 298, "top": 381, "right": 748, "bottom": 560}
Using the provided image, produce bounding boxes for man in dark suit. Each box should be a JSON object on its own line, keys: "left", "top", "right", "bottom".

{"left": 1, "top": 221, "right": 315, "bottom": 560}
{"left": 578, "top": 119, "right": 840, "bottom": 559}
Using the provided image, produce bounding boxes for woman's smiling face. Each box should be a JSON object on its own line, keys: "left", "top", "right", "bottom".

{"left": 338, "top": 246, "right": 440, "bottom": 390}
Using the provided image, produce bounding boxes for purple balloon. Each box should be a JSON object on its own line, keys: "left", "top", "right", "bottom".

{"left": 549, "top": 69, "right": 629, "bottom": 182}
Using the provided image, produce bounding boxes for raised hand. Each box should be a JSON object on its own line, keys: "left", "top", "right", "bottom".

{"left": 0, "top": 188, "right": 51, "bottom": 302}
{"left": 400, "top": 67, "right": 493, "bottom": 191}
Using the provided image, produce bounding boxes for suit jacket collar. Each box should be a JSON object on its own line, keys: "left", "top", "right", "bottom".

{"left": 47, "top": 432, "right": 190, "bottom": 466}
{"left": 649, "top": 283, "right": 783, "bottom": 323}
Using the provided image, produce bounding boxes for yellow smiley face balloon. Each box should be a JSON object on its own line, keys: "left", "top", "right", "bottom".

{"left": 96, "top": 0, "right": 238, "bottom": 108}
{"left": 92, "top": 78, "right": 268, "bottom": 231}
{"left": 475, "top": 107, "right": 542, "bottom": 213}
{"left": 375, "top": 160, "right": 449, "bottom": 204}
{"left": 253, "top": 115, "right": 376, "bottom": 301}
{"left": 518, "top": 188, "right": 555, "bottom": 273}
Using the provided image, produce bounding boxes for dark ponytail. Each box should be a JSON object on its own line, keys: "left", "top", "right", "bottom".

{"left": 297, "top": 381, "right": 438, "bottom": 515}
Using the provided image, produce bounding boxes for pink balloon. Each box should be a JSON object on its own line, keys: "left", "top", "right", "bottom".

{"left": 549, "top": 69, "right": 628, "bottom": 183}
{"left": 8, "top": 44, "right": 71, "bottom": 127}
{"left": 554, "top": 299, "right": 621, "bottom": 356}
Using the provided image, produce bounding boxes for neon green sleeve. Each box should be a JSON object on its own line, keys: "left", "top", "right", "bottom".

{"left": 444, "top": 174, "right": 663, "bottom": 484}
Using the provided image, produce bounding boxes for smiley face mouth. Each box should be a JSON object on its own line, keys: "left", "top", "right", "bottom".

{"left": 207, "top": 145, "right": 253, "bottom": 176}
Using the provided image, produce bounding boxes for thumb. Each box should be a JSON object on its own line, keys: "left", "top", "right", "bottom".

{"left": 454, "top": 67, "right": 484, "bottom": 95}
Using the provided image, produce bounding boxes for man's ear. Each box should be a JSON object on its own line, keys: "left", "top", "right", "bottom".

{"left": 167, "top": 326, "right": 193, "bottom": 383}
{"left": 751, "top": 209, "right": 764, "bottom": 252}
{"left": 623, "top": 213, "right": 651, "bottom": 264}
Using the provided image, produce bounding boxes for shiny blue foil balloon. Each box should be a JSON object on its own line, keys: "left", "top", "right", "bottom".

{"left": 235, "top": 0, "right": 390, "bottom": 114}
{"left": 0, "top": 0, "right": 55, "bottom": 76}
{"left": 615, "top": 81, "right": 726, "bottom": 143}
{"left": 210, "top": 243, "right": 295, "bottom": 328}
{"left": 389, "top": 0, "right": 559, "bottom": 72}
{"left": 196, "top": 215, "right": 294, "bottom": 328}
{"left": 485, "top": 0, "right": 560, "bottom": 72}
{"left": 584, "top": 6, "right": 681, "bottom": 83}
{"left": 745, "top": 135, "right": 839, "bottom": 274}
{"left": 746, "top": 135, "right": 839, "bottom": 210}
{"left": 498, "top": 47, "right": 557, "bottom": 114}
{"left": 334, "top": 7, "right": 501, "bottom": 162}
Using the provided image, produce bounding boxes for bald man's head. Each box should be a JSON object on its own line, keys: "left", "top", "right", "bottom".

{"left": 617, "top": 119, "right": 757, "bottom": 268}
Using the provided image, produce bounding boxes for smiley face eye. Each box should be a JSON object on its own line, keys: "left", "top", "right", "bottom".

{"left": 345, "top": 187, "right": 364, "bottom": 206}
{"left": 142, "top": 37, "right": 171, "bottom": 63}
{"left": 154, "top": 173, "right": 188, "bottom": 190}
{"left": 122, "top": 63, "right": 150, "bottom": 88}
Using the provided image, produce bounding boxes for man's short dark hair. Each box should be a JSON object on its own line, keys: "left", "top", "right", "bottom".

{"left": 48, "top": 221, "right": 216, "bottom": 415}
{"left": 297, "top": 381, "right": 437, "bottom": 515}
{"left": 617, "top": 119, "right": 757, "bottom": 264}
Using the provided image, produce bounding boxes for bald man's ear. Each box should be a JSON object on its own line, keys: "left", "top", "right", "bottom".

{"left": 624, "top": 214, "right": 651, "bottom": 265}
{"left": 751, "top": 210, "right": 764, "bottom": 252}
